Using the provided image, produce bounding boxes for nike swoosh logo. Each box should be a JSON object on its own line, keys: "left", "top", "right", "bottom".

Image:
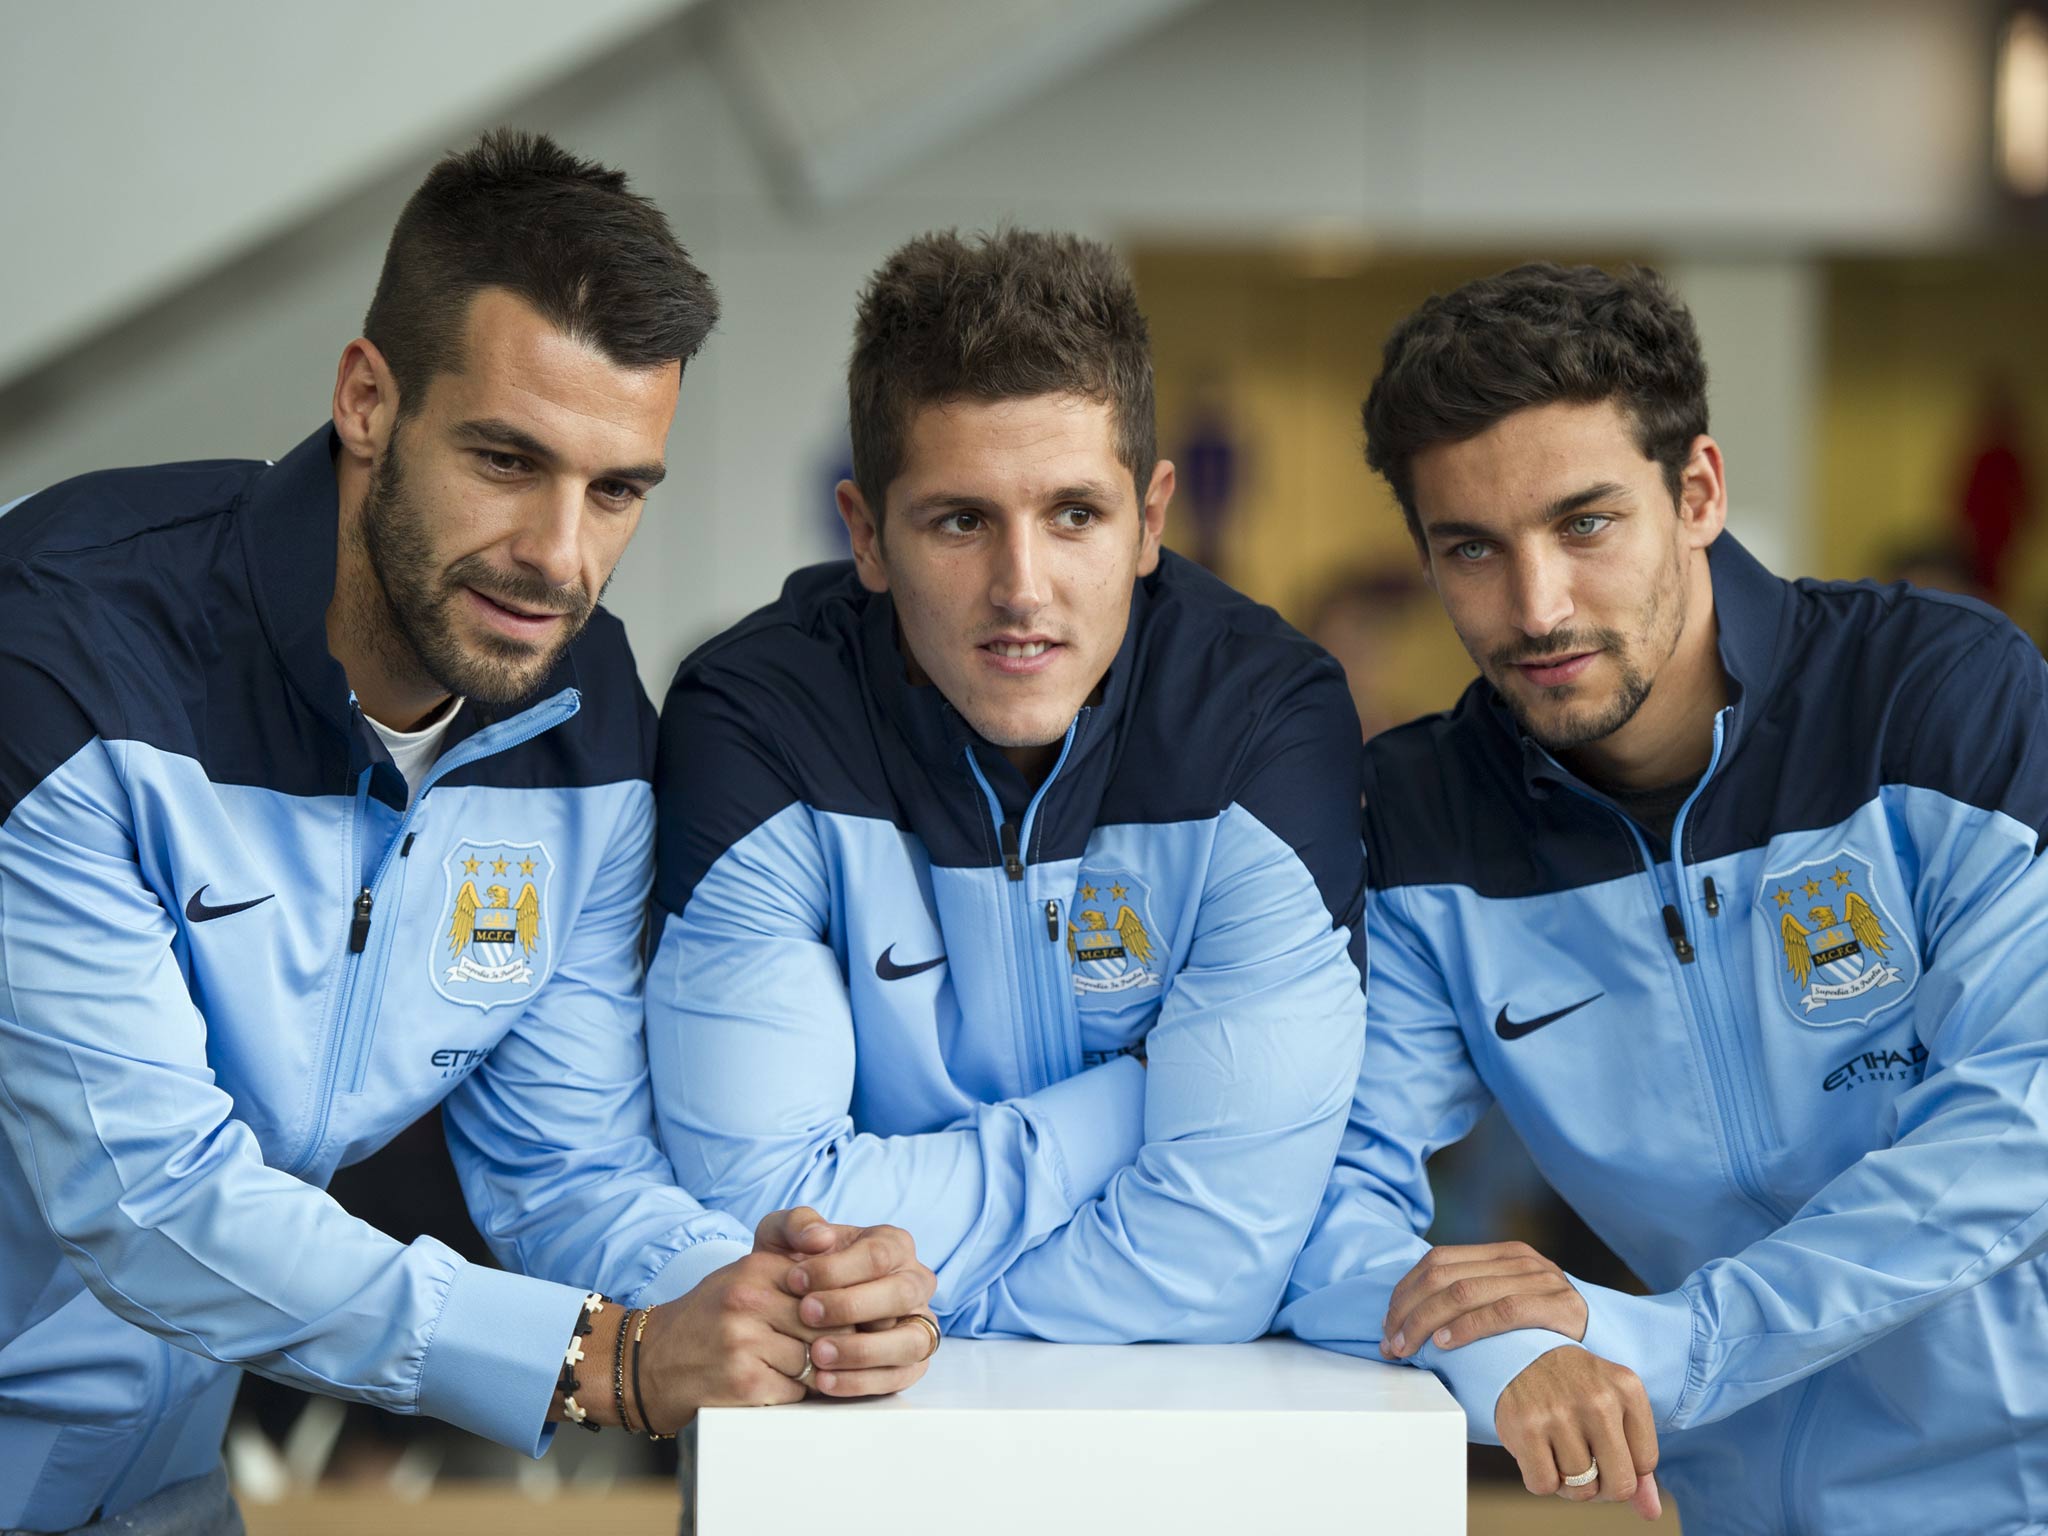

{"left": 1494, "top": 992, "right": 1604, "bottom": 1041}
{"left": 185, "top": 886, "right": 276, "bottom": 923}
{"left": 875, "top": 944, "right": 946, "bottom": 982}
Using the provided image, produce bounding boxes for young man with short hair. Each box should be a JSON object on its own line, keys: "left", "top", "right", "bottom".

{"left": 0, "top": 132, "right": 933, "bottom": 1535}
{"left": 1281, "top": 263, "right": 2048, "bottom": 1535}
{"left": 646, "top": 230, "right": 1367, "bottom": 1343}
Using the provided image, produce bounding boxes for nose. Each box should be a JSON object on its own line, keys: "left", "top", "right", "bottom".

{"left": 506, "top": 481, "right": 585, "bottom": 594}
{"left": 989, "top": 520, "right": 1047, "bottom": 619}
{"left": 1507, "top": 547, "right": 1574, "bottom": 638}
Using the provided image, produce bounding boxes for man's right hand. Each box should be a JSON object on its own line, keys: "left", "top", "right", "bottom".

{"left": 1495, "top": 1346, "right": 1663, "bottom": 1521}
{"left": 633, "top": 1250, "right": 825, "bottom": 1429}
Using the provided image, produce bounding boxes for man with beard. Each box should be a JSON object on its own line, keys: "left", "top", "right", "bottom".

{"left": 0, "top": 131, "right": 934, "bottom": 1536}
{"left": 1280, "top": 263, "right": 2048, "bottom": 1535}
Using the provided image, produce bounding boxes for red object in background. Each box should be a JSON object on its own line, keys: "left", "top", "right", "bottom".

{"left": 1958, "top": 384, "right": 2032, "bottom": 602}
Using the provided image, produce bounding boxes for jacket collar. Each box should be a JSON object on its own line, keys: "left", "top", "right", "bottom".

{"left": 1504, "top": 531, "right": 1794, "bottom": 797}
{"left": 240, "top": 425, "right": 583, "bottom": 775}
{"left": 241, "top": 426, "right": 358, "bottom": 744}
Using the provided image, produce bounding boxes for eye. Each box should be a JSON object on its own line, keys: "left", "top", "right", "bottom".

{"left": 592, "top": 480, "right": 643, "bottom": 507}
{"left": 1052, "top": 505, "right": 1099, "bottom": 531}
{"left": 1566, "top": 514, "right": 1611, "bottom": 537}
{"left": 1452, "top": 540, "right": 1491, "bottom": 562}
{"left": 479, "top": 450, "right": 530, "bottom": 476}
{"left": 937, "top": 511, "right": 983, "bottom": 536}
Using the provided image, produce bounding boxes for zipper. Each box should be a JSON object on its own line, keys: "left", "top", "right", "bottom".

{"left": 1666, "top": 710, "right": 1788, "bottom": 1223}
{"left": 963, "top": 718, "right": 1082, "bottom": 1088}
{"left": 1547, "top": 709, "right": 1780, "bottom": 1223}
{"left": 288, "top": 690, "right": 581, "bottom": 1176}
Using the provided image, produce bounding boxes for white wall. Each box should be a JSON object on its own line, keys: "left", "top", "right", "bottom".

{"left": 0, "top": 0, "right": 1997, "bottom": 697}
{"left": 0, "top": 0, "right": 699, "bottom": 384}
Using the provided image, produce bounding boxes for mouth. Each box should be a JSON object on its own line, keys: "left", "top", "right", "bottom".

{"left": 465, "top": 586, "right": 570, "bottom": 640}
{"left": 979, "top": 636, "right": 1061, "bottom": 675}
{"left": 1511, "top": 650, "right": 1600, "bottom": 688}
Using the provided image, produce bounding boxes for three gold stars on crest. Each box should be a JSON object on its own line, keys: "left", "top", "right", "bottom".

{"left": 1773, "top": 868, "right": 1852, "bottom": 907}
{"left": 459, "top": 853, "right": 537, "bottom": 876}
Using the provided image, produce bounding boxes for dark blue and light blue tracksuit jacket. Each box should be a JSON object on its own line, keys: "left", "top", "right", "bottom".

{"left": 0, "top": 429, "right": 752, "bottom": 1532}
{"left": 645, "top": 554, "right": 1368, "bottom": 1341}
{"left": 1281, "top": 535, "right": 2048, "bottom": 1536}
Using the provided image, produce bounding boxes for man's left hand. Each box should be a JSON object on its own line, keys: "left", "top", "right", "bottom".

{"left": 1380, "top": 1241, "right": 1585, "bottom": 1357}
{"left": 752, "top": 1208, "right": 940, "bottom": 1396}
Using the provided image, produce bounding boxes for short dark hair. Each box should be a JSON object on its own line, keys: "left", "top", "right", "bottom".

{"left": 363, "top": 128, "right": 718, "bottom": 415}
{"left": 847, "top": 228, "right": 1156, "bottom": 514}
{"left": 1363, "top": 262, "right": 1708, "bottom": 536}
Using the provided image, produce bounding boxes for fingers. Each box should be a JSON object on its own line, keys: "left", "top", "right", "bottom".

{"left": 1631, "top": 1471, "right": 1664, "bottom": 1521}
{"left": 727, "top": 1276, "right": 824, "bottom": 1344}
{"left": 1621, "top": 1374, "right": 1663, "bottom": 1519}
{"left": 753, "top": 1206, "right": 831, "bottom": 1255}
{"left": 806, "top": 1318, "right": 934, "bottom": 1373}
{"left": 798, "top": 1266, "right": 935, "bottom": 1330}
{"left": 809, "top": 1363, "right": 928, "bottom": 1398}
{"left": 1385, "top": 1268, "right": 1578, "bottom": 1357}
{"left": 788, "top": 1225, "right": 921, "bottom": 1297}
{"left": 1584, "top": 1399, "right": 1638, "bottom": 1506}
{"left": 1385, "top": 1241, "right": 1539, "bottom": 1324}
{"left": 1506, "top": 1423, "right": 1565, "bottom": 1500}
{"left": 1546, "top": 1423, "right": 1599, "bottom": 1504}
{"left": 755, "top": 1327, "right": 810, "bottom": 1383}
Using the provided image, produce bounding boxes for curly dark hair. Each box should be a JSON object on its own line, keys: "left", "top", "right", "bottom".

{"left": 1363, "top": 263, "right": 1708, "bottom": 536}
{"left": 847, "top": 228, "right": 1156, "bottom": 516}
{"left": 363, "top": 128, "right": 718, "bottom": 416}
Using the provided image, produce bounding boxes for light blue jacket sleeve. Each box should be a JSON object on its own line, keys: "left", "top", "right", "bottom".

{"left": 1277, "top": 883, "right": 1582, "bottom": 1443}
{"left": 1577, "top": 634, "right": 2048, "bottom": 1432}
{"left": 442, "top": 780, "right": 753, "bottom": 1311}
{"left": 646, "top": 805, "right": 1149, "bottom": 1315}
{"left": 0, "top": 734, "right": 586, "bottom": 1455}
{"left": 945, "top": 795, "right": 1369, "bottom": 1342}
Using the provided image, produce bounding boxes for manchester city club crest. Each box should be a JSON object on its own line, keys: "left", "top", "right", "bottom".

{"left": 1758, "top": 849, "right": 1919, "bottom": 1028}
{"left": 433, "top": 840, "right": 554, "bottom": 1012}
{"left": 1068, "top": 868, "right": 1162, "bottom": 996}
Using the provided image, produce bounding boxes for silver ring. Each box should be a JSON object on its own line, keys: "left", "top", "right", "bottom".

{"left": 795, "top": 1346, "right": 815, "bottom": 1385}
{"left": 1562, "top": 1460, "right": 1599, "bottom": 1489}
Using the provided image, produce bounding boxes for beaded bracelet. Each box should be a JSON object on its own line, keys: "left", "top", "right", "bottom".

{"left": 556, "top": 1291, "right": 608, "bottom": 1432}
{"left": 612, "top": 1301, "right": 636, "bottom": 1434}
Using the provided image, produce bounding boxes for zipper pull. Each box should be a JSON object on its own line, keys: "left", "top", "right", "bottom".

{"left": 1661, "top": 903, "right": 1695, "bottom": 964}
{"left": 400, "top": 832, "right": 417, "bottom": 858}
{"left": 1044, "top": 899, "right": 1060, "bottom": 942}
{"left": 1000, "top": 822, "right": 1024, "bottom": 881}
{"left": 1703, "top": 876, "right": 1721, "bottom": 917}
{"left": 349, "top": 887, "right": 374, "bottom": 953}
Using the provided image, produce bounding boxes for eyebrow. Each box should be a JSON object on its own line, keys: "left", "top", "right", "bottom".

{"left": 902, "top": 480, "right": 1123, "bottom": 515}
{"left": 452, "top": 417, "right": 667, "bottom": 488}
{"left": 1422, "top": 480, "right": 1635, "bottom": 541}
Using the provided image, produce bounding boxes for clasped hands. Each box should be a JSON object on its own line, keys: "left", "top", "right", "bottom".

{"left": 1381, "top": 1241, "right": 1662, "bottom": 1521}
{"left": 624, "top": 1206, "right": 938, "bottom": 1433}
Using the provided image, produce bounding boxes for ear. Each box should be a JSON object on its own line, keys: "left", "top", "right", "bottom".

{"left": 836, "top": 480, "right": 890, "bottom": 593}
{"left": 1135, "top": 458, "right": 1175, "bottom": 577}
{"left": 332, "top": 338, "right": 400, "bottom": 470}
{"left": 1677, "top": 434, "right": 1728, "bottom": 551}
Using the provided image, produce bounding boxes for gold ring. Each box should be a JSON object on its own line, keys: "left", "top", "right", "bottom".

{"left": 908, "top": 1313, "right": 942, "bottom": 1361}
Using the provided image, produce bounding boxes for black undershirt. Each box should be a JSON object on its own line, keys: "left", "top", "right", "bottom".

{"left": 1601, "top": 777, "right": 1698, "bottom": 850}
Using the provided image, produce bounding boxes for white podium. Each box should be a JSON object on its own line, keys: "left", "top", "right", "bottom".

{"left": 691, "top": 1339, "right": 1465, "bottom": 1534}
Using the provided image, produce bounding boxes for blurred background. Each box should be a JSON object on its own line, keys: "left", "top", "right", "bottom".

{"left": 8, "top": 0, "right": 2048, "bottom": 1529}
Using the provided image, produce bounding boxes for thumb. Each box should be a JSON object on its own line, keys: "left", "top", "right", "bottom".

{"left": 754, "top": 1206, "right": 826, "bottom": 1252}
{"left": 1631, "top": 1471, "right": 1662, "bottom": 1521}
